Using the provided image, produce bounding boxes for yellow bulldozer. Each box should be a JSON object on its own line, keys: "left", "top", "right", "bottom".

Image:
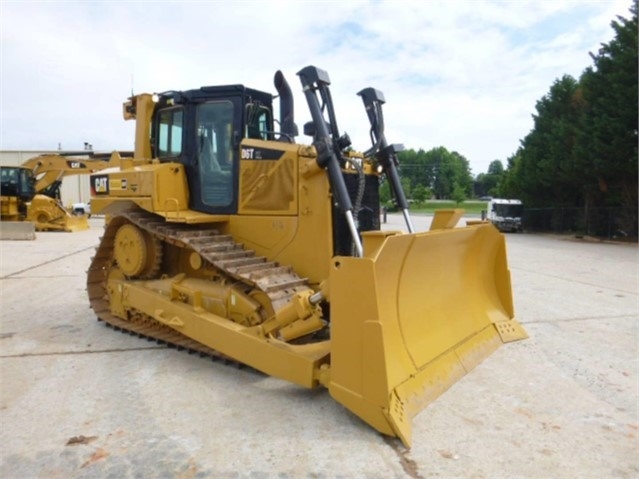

{"left": 87, "top": 66, "right": 527, "bottom": 446}
{"left": 1, "top": 153, "right": 122, "bottom": 232}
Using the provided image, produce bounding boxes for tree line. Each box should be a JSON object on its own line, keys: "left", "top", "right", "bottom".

{"left": 390, "top": 1, "right": 637, "bottom": 233}
{"left": 498, "top": 2, "right": 637, "bottom": 214}
{"left": 479, "top": 1, "right": 637, "bottom": 237}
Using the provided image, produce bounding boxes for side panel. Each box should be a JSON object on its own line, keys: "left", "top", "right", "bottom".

{"left": 90, "top": 163, "right": 190, "bottom": 216}
{"left": 238, "top": 140, "right": 299, "bottom": 216}
{"left": 229, "top": 146, "right": 334, "bottom": 286}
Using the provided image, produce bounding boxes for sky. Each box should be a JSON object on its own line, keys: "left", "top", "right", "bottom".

{"left": 0, "top": 0, "right": 633, "bottom": 176}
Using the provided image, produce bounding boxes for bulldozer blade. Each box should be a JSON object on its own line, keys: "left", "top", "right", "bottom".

{"left": 327, "top": 223, "right": 527, "bottom": 447}
{"left": 28, "top": 195, "right": 90, "bottom": 232}
{"left": 61, "top": 214, "right": 90, "bottom": 232}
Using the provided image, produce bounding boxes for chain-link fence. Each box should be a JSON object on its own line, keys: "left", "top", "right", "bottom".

{"left": 522, "top": 207, "right": 638, "bottom": 240}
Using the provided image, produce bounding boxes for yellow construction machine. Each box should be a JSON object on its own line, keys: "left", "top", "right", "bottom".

{"left": 1, "top": 153, "right": 121, "bottom": 232}
{"left": 1, "top": 166, "right": 36, "bottom": 222}
{"left": 87, "top": 66, "right": 527, "bottom": 446}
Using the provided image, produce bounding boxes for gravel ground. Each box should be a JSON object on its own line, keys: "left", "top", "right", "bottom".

{"left": 1, "top": 214, "right": 637, "bottom": 478}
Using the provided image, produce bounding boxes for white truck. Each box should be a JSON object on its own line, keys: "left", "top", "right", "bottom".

{"left": 71, "top": 201, "right": 91, "bottom": 217}
{"left": 486, "top": 198, "right": 523, "bottom": 232}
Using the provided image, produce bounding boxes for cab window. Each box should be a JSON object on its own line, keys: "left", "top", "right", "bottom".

{"left": 157, "top": 108, "right": 183, "bottom": 157}
{"left": 245, "top": 104, "right": 271, "bottom": 140}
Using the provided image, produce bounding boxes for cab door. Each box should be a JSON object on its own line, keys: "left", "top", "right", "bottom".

{"left": 191, "top": 99, "right": 241, "bottom": 214}
{"left": 154, "top": 96, "right": 242, "bottom": 215}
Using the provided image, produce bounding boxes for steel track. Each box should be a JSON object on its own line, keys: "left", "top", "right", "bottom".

{"left": 86, "top": 209, "right": 312, "bottom": 357}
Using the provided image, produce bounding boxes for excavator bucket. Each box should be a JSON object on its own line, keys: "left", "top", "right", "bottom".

{"left": 327, "top": 222, "right": 527, "bottom": 447}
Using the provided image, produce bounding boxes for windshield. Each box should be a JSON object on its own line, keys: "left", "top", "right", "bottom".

{"left": 493, "top": 204, "right": 523, "bottom": 217}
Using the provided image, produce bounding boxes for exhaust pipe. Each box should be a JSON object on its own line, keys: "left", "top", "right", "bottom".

{"left": 274, "top": 71, "right": 298, "bottom": 138}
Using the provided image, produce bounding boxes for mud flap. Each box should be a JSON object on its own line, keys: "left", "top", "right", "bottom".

{"left": 327, "top": 223, "right": 527, "bottom": 447}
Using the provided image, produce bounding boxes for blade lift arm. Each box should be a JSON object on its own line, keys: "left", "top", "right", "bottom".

{"left": 297, "top": 66, "right": 363, "bottom": 257}
{"left": 357, "top": 88, "right": 415, "bottom": 233}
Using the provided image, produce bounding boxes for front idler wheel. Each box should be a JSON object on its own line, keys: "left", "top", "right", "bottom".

{"left": 113, "top": 223, "right": 162, "bottom": 278}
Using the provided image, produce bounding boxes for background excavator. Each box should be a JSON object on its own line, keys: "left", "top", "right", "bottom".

{"left": 1, "top": 153, "right": 123, "bottom": 232}
{"left": 87, "top": 65, "right": 527, "bottom": 446}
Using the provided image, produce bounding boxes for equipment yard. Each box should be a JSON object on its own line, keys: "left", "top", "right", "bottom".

{"left": 1, "top": 214, "right": 637, "bottom": 478}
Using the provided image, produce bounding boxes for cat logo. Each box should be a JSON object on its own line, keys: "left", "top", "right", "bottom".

{"left": 92, "top": 175, "right": 109, "bottom": 194}
{"left": 67, "top": 160, "right": 85, "bottom": 169}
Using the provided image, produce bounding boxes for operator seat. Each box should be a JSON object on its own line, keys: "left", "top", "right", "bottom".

{"left": 200, "top": 136, "right": 221, "bottom": 174}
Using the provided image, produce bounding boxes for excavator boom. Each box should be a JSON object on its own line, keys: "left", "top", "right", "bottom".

{"left": 1, "top": 152, "right": 127, "bottom": 232}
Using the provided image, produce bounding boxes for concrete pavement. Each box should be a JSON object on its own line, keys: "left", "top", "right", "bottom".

{"left": 1, "top": 215, "right": 637, "bottom": 478}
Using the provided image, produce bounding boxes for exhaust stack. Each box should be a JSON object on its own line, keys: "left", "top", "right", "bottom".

{"left": 274, "top": 71, "right": 298, "bottom": 139}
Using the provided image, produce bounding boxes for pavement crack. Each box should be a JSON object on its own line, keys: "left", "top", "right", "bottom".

{"left": 0, "top": 245, "right": 96, "bottom": 279}
{"left": 384, "top": 437, "right": 424, "bottom": 479}
{"left": 0, "top": 346, "right": 163, "bottom": 359}
{"left": 523, "top": 313, "right": 637, "bottom": 324}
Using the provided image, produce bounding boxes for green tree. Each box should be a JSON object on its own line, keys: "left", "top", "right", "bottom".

{"left": 427, "top": 148, "right": 472, "bottom": 199}
{"left": 379, "top": 179, "right": 391, "bottom": 204}
{"left": 400, "top": 176, "right": 412, "bottom": 200}
{"left": 488, "top": 159, "right": 504, "bottom": 175}
{"left": 397, "top": 146, "right": 473, "bottom": 200}
{"left": 475, "top": 159, "right": 505, "bottom": 197}
{"left": 497, "top": 2, "right": 637, "bottom": 235}
{"left": 575, "top": 1, "right": 638, "bottom": 214}
{"left": 499, "top": 151, "right": 523, "bottom": 198}
{"left": 412, "top": 184, "right": 430, "bottom": 203}
{"left": 517, "top": 74, "right": 583, "bottom": 207}
{"left": 451, "top": 183, "right": 468, "bottom": 204}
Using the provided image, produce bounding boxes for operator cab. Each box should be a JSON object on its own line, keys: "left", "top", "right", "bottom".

{"left": 0, "top": 166, "right": 36, "bottom": 201}
{"left": 151, "top": 85, "right": 275, "bottom": 215}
